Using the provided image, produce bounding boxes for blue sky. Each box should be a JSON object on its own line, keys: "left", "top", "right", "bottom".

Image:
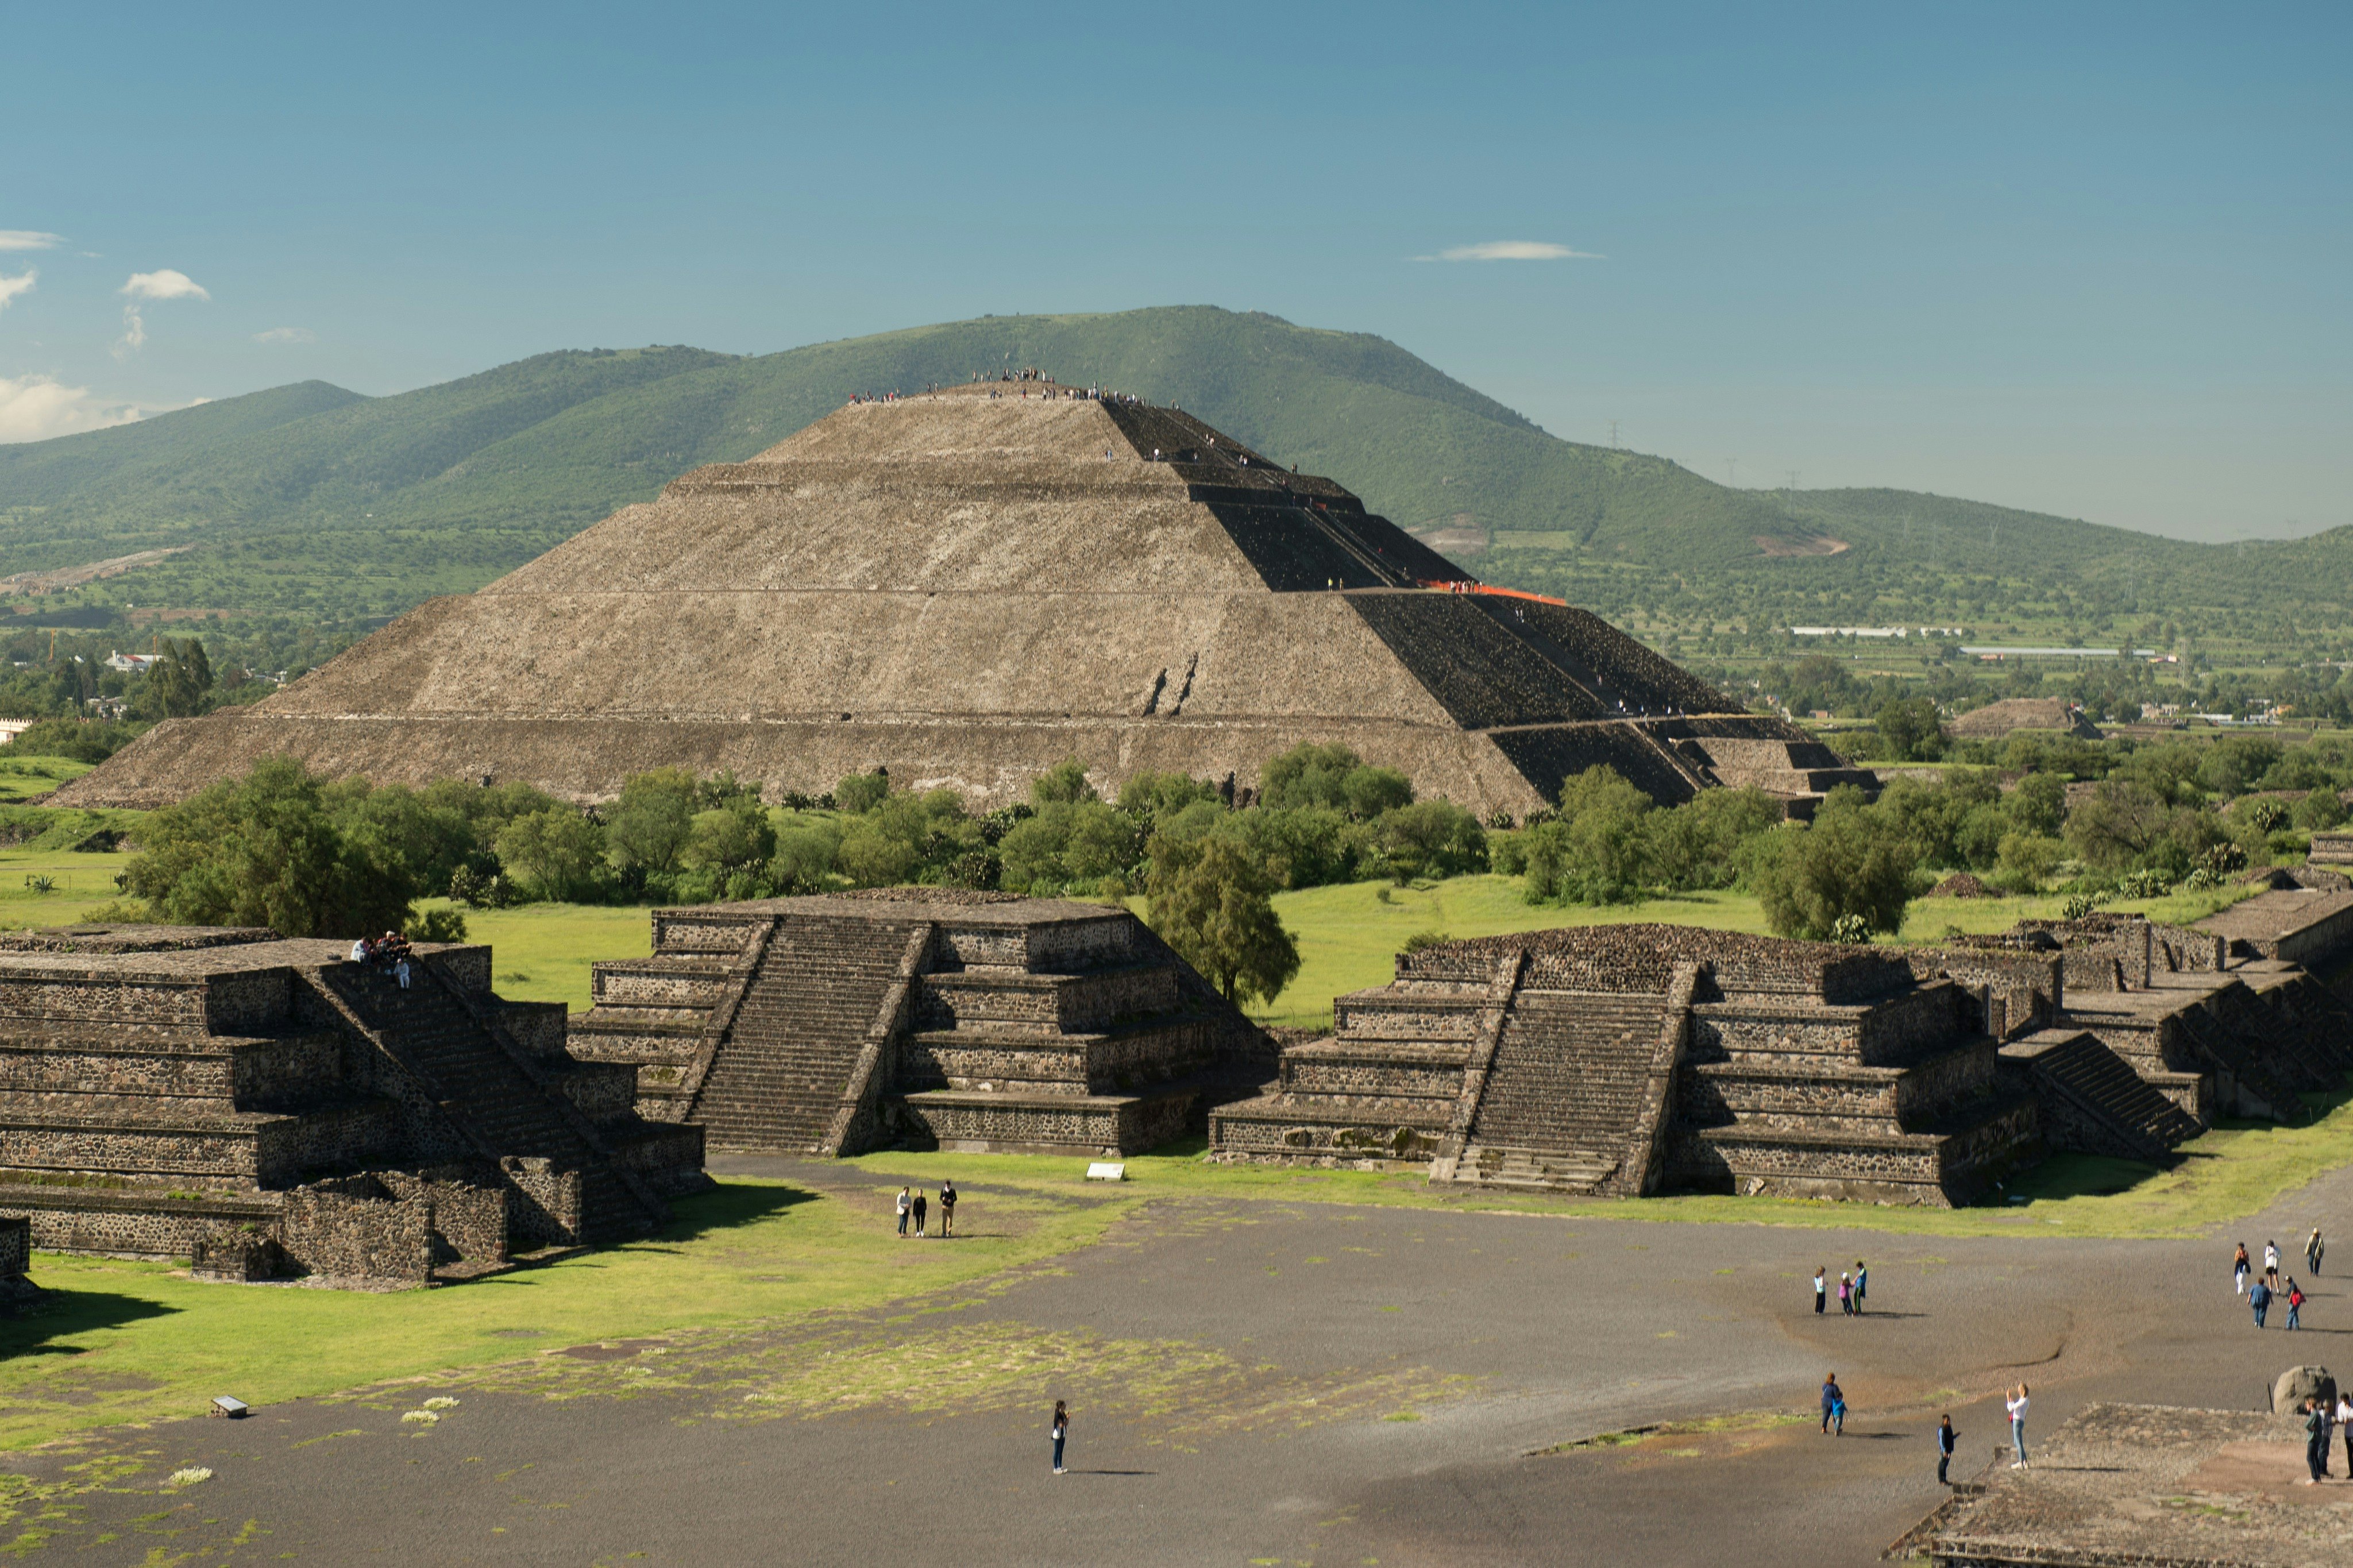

{"left": 3, "top": 2, "right": 2344, "bottom": 542}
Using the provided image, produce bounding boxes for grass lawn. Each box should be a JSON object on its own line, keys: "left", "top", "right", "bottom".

{"left": 0, "top": 844, "right": 136, "bottom": 925}
{"left": 0, "top": 756, "right": 92, "bottom": 805}
{"left": 417, "top": 898, "right": 654, "bottom": 1013}
{"left": 0, "top": 1175, "right": 1137, "bottom": 1453}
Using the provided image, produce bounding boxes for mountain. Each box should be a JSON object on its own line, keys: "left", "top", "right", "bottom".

{"left": 0, "top": 307, "right": 2343, "bottom": 646}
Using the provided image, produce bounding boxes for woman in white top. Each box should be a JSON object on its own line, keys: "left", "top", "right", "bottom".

{"left": 2337, "top": 1392, "right": 2353, "bottom": 1476}
{"left": 2006, "top": 1384, "right": 2031, "bottom": 1467}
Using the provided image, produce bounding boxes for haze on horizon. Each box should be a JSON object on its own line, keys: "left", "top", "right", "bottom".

{"left": 2, "top": 1, "right": 2343, "bottom": 546}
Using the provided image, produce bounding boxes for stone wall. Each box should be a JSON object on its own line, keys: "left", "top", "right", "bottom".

{"left": 1402, "top": 924, "right": 1909, "bottom": 1003}
{"left": 499, "top": 1157, "right": 585, "bottom": 1248}
{"left": 282, "top": 1177, "right": 433, "bottom": 1285}
{"left": 0, "top": 1214, "right": 27, "bottom": 1280}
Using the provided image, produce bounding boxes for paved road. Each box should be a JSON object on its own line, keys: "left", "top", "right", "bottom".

{"left": 14, "top": 1157, "right": 2348, "bottom": 1566}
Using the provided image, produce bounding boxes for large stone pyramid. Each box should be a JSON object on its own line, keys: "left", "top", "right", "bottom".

{"left": 59, "top": 385, "right": 1866, "bottom": 816}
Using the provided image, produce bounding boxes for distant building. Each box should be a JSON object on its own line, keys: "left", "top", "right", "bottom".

{"left": 1947, "top": 698, "right": 2103, "bottom": 741}
{"left": 0, "top": 719, "right": 34, "bottom": 746}
{"left": 103, "top": 651, "right": 159, "bottom": 675}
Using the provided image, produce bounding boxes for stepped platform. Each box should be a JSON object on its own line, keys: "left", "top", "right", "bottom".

{"left": 2196, "top": 886, "right": 2353, "bottom": 970}
{"left": 0, "top": 923, "right": 705, "bottom": 1286}
{"left": 573, "top": 891, "right": 1269, "bottom": 1158}
{"left": 1997, "top": 1030, "right": 2199, "bottom": 1164}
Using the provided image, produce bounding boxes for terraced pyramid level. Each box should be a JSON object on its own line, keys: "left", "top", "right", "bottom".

{"left": 57, "top": 385, "right": 1867, "bottom": 816}
{"left": 0, "top": 923, "right": 706, "bottom": 1287}
{"left": 568, "top": 890, "right": 1271, "bottom": 1158}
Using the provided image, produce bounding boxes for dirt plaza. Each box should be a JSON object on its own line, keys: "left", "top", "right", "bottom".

{"left": 8, "top": 1149, "right": 2346, "bottom": 1567}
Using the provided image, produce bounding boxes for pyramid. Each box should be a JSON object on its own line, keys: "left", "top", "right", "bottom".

{"left": 57, "top": 385, "right": 1868, "bottom": 817}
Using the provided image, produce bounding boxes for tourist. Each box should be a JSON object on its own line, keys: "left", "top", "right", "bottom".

{"left": 348, "top": 936, "right": 369, "bottom": 964}
{"left": 2006, "top": 1385, "right": 2030, "bottom": 1468}
{"left": 2251, "top": 1277, "right": 2272, "bottom": 1327}
{"left": 1820, "top": 1373, "right": 1841, "bottom": 1435}
{"left": 2285, "top": 1278, "right": 2304, "bottom": 1330}
{"left": 2235, "top": 1242, "right": 2251, "bottom": 1294}
{"left": 1854, "top": 1260, "right": 1868, "bottom": 1312}
{"left": 2305, "top": 1397, "right": 2331, "bottom": 1484}
{"left": 1051, "top": 1399, "right": 1070, "bottom": 1474}
{"left": 1937, "top": 1414, "right": 1958, "bottom": 1485}
{"left": 2265, "top": 1240, "right": 2280, "bottom": 1289}
{"left": 2337, "top": 1389, "right": 2352, "bottom": 1476}
{"left": 2309, "top": 1227, "right": 2325, "bottom": 1275}
{"left": 1813, "top": 1267, "right": 1827, "bottom": 1315}
{"left": 939, "top": 1179, "right": 956, "bottom": 1237}
{"left": 1838, "top": 1270, "right": 1853, "bottom": 1316}
{"left": 912, "top": 1188, "right": 928, "bottom": 1238}
{"left": 895, "top": 1186, "right": 911, "bottom": 1237}
{"left": 2320, "top": 1392, "right": 2339, "bottom": 1478}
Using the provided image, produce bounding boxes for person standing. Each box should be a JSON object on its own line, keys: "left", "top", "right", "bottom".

{"left": 2251, "top": 1276, "right": 2272, "bottom": 1328}
{"left": 2235, "top": 1242, "right": 2252, "bottom": 1295}
{"left": 940, "top": 1180, "right": 957, "bottom": 1238}
{"left": 2309, "top": 1227, "right": 2325, "bottom": 1276}
{"left": 2285, "top": 1278, "right": 2305, "bottom": 1330}
{"left": 1814, "top": 1268, "right": 1827, "bottom": 1315}
{"left": 911, "top": 1188, "right": 928, "bottom": 1238}
{"left": 2336, "top": 1390, "right": 2352, "bottom": 1477}
{"left": 1937, "top": 1414, "right": 1958, "bottom": 1485}
{"left": 1051, "top": 1400, "right": 1070, "bottom": 1474}
{"left": 2265, "top": 1241, "right": 2281, "bottom": 1290}
{"left": 896, "top": 1186, "right": 911, "bottom": 1238}
{"left": 1854, "top": 1260, "right": 1869, "bottom": 1313}
{"left": 1820, "top": 1374, "right": 1842, "bottom": 1435}
{"left": 2006, "top": 1384, "right": 2030, "bottom": 1468}
{"left": 2305, "top": 1397, "right": 2331, "bottom": 1484}
{"left": 1838, "top": 1272, "right": 1854, "bottom": 1317}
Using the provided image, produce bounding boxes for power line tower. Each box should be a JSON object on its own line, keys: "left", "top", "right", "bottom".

{"left": 1607, "top": 419, "right": 1620, "bottom": 448}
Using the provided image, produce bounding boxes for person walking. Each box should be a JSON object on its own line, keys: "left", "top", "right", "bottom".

{"left": 2309, "top": 1227, "right": 2325, "bottom": 1276}
{"left": 1820, "top": 1374, "right": 1842, "bottom": 1435}
{"left": 911, "top": 1188, "right": 928, "bottom": 1238}
{"left": 2285, "top": 1278, "right": 2305, "bottom": 1330}
{"left": 1051, "top": 1400, "right": 1070, "bottom": 1474}
{"left": 895, "top": 1186, "right": 911, "bottom": 1238}
{"left": 1814, "top": 1268, "right": 1827, "bottom": 1315}
{"left": 1937, "top": 1414, "right": 1958, "bottom": 1486}
{"left": 2006, "top": 1384, "right": 2031, "bottom": 1468}
{"left": 2265, "top": 1240, "right": 2281, "bottom": 1290}
{"left": 939, "top": 1179, "right": 957, "bottom": 1238}
{"left": 2251, "top": 1276, "right": 2273, "bottom": 1328}
{"left": 1854, "top": 1260, "right": 1869, "bottom": 1313}
{"left": 2235, "top": 1242, "right": 2252, "bottom": 1295}
{"left": 2305, "top": 1397, "right": 2331, "bottom": 1484}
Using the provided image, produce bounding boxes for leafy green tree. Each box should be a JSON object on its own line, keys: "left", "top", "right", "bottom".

{"left": 1375, "top": 800, "right": 1487, "bottom": 883}
{"left": 1993, "top": 831, "right": 2066, "bottom": 894}
{"left": 1030, "top": 756, "right": 1098, "bottom": 806}
{"left": 1522, "top": 766, "right": 1653, "bottom": 905}
{"left": 122, "top": 756, "right": 416, "bottom": 937}
{"left": 681, "top": 796, "right": 778, "bottom": 880}
{"left": 1117, "top": 770, "right": 1222, "bottom": 822}
{"left": 2062, "top": 779, "right": 2178, "bottom": 872}
{"left": 1872, "top": 696, "right": 1946, "bottom": 763}
{"left": 2008, "top": 771, "right": 2067, "bottom": 839}
{"left": 834, "top": 770, "right": 890, "bottom": 815}
{"left": 1644, "top": 786, "right": 1781, "bottom": 891}
{"left": 1144, "top": 836, "right": 1301, "bottom": 1007}
{"left": 607, "top": 767, "right": 701, "bottom": 875}
{"left": 6, "top": 718, "right": 145, "bottom": 762}
{"left": 768, "top": 817, "right": 843, "bottom": 893}
{"left": 493, "top": 807, "right": 608, "bottom": 901}
{"left": 142, "top": 638, "right": 214, "bottom": 720}
{"left": 1259, "top": 743, "right": 1413, "bottom": 819}
{"left": 1754, "top": 787, "right": 1918, "bottom": 940}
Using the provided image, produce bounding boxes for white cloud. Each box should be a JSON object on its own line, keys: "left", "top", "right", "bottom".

{"left": 1415, "top": 240, "right": 1605, "bottom": 262}
{"left": 253, "top": 326, "right": 315, "bottom": 343}
{"left": 0, "top": 270, "right": 33, "bottom": 312}
{"left": 0, "top": 373, "right": 145, "bottom": 443}
{"left": 120, "top": 268, "right": 210, "bottom": 302}
{"left": 115, "top": 268, "right": 210, "bottom": 356}
{"left": 0, "top": 231, "right": 64, "bottom": 252}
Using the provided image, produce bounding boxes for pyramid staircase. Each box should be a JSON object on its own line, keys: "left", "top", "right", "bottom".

{"left": 1455, "top": 992, "right": 1668, "bottom": 1194}
{"left": 1997, "top": 1030, "right": 2200, "bottom": 1165}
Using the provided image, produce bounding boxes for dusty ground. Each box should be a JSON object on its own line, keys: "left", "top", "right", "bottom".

{"left": 11, "top": 1157, "right": 2348, "bottom": 1567}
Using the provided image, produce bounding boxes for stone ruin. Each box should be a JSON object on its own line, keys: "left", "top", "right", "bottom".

{"left": 0, "top": 923, "right": 707, "bottom": 1288}
{"left": 56, "top": 384, "right": 1870, "bottom": 821}
{"left": 1210, "top": 902, "right": 2353, "bottom": 1206}
{"left": 568, "top": 891, "right": 1269, "bottom": 1157}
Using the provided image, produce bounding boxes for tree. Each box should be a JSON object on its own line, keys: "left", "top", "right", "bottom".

{"left": 606, "top": 767, "right": 701, "bottom": 875}
{"left": 1753, "top": 787, "right": 1918, "bottom": 940}
{"left": 144, "top": 638, "right": 214, "bottom": 719}
{"left": 1144, "top": 836, "right": 1301, "bottom": 1007}
{"left": 1375, "top": 800, "right": 1487, "bottom": 883}
{"left": 1873, "top": 697, "right": 1946, "bottom": 763}
{"left": 1522, "top": 766, "right": 1653, "bottom": 905}
{"left": 122, "top": 755, "right": 416, "bottom": 937}
{"left": 681, "top": 797, "right": 777, "bottom": 880}
{"left": 834, "top": 770, "right": 890, "bottom": 814}
{"left": 493, "top": 807, "right": 608, "bottom": 901}
{"left": 1030, "top": 756, "right": 1098, "bottom": 805}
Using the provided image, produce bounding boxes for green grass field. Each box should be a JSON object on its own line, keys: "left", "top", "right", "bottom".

{"left": 0, "top": 1175, "right": 1136, "bottom": 1452}
{"left": 0, "top": 755, "right": 91, "bottom": 805}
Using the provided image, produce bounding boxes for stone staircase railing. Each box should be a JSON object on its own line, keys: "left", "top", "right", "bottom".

{"left": 820, "top": 923, "right": 936, "bottom": 1157}
{"left": 677, "top": 916, "right": 781, "bottom": 1122}
{"left": 1427, "top": 951, "right": 1526, "bottom": 1182}
{"left": 1603, "top": 961, "right": 1702, "bottom": 1197}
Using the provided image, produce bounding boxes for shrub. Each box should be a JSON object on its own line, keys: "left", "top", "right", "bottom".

{"left": 834, "top": 770, "right": 890, "bottom": 815}
{"left": 1753, "top": 787, "right": 1919, "bottom": 940}
{"left": 6, "top": 718, "right": 146, "bottom": 762}
{"left": 492, "top": 808, "right": 608, "bottom": 902}
{"left": 2292, "top": 789, "right": 2347, "bottom": 831}
{"left": 1374, "top": 800, "right": 1487, "bottom": 883}
{"left": 1030, "top": 756, "right": 1098, "bottom": 806}
{"left": 1522, "top": 766, "right": 1653, "bottom": 905}
{"left": 1645, "top": 786, "right": 1781, "bottom": 892}
{"left": 605, "top": 767, "right": 701, "bottom": 875}
{"left": 1259, "top": 742, "right": 1413, "bottom": 819}
{"left": 1992, "top": 832, "right": 2065, "bottom": 895}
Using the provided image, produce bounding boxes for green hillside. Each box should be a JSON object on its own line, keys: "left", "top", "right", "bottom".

{"left": 0, "top": 306, "right": 2345, "bottom": 683}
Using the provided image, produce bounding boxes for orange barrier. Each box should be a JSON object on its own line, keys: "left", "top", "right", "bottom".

{"left": 1419, "top": 581, "right": 1569, "bottom": 608}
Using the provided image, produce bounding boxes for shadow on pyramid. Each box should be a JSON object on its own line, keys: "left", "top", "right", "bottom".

{"left": 57, "top": 385, "right": 1872, "bottom": 818}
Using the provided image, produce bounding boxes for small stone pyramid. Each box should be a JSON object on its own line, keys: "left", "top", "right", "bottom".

{"left": 60, "top": 383, "right": 1864, "bottom": 815}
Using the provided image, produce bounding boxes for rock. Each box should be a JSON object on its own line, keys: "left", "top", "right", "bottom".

{"left": 2271, "top": 1365, "right": 2336, "bottom": 1413}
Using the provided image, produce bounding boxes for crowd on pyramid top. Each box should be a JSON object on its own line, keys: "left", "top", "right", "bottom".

{"left": 842, "top": 368, "right": 1152, "bottom": 406}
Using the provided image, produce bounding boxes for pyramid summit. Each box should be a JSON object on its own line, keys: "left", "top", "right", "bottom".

{"left": 58, "top": 382, "right": 1865, "bottom": 815}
